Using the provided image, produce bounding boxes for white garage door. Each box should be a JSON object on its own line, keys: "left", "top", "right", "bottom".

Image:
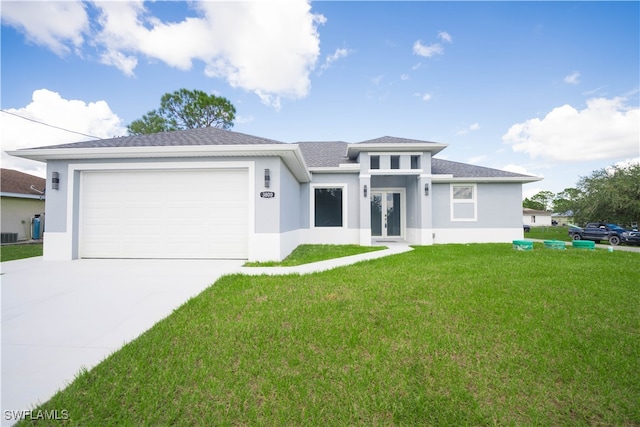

{"left": 80, "top": 169, "right": 249, "bottom": 259}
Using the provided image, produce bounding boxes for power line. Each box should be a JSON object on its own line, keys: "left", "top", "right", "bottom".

{"left": 1, "top": 109, "right": 103, "bottom": 140}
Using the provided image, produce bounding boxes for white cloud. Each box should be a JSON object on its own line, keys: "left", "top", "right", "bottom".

{"left": 4, "top": 1, "right": 325, "bottom": 108}
{"left": 456, "top": 122, "right": 480, "bottom": 135}
{"left": 414, "top": 92, "right": 432, "bottom": 102}
{"left": 468, "top": 155, "right": 488, "bottom": 164}
{"left": 438, "top": 31, "right": 453, "bottom": 43}
{"left": 564, "top": 71, "right": 580, "bottom": 85}
{"left": 503, "top": 97, "right": 640, "bottom": 162}
{"left": 371, "top": 75, "right": 384, "bottom": 86}
{"left": 400, "top": 73, "right": 410, "bottom": 81}
{"left": 413, "top": 40, "right": 443, "bottom": 58}
{"left": 502, "top": 164, "right": 537, "bottom": 176}
{"left": 2, "top": 89, "right": 127, "bottom": 175}
{"left": 1, "top": 1, "right": 88, "bottom": 55}
{"left": 321, "top": 47, "right": 352, "bottom": 71}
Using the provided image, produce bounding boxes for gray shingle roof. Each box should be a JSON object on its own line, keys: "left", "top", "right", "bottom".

{"left": 19, "top": 126, "right": 535, "bottom": 179}
{"left": 358, "top": 136, "right": 441, "bottom": 145}
{"left": 297, "top": 141, "right": 355, "bottom": 168}
{"left": 432, "top": 158, "right": 532, "bottom": 178}
{"left": 31, "top": 126, "right": 285, "bottom": 149}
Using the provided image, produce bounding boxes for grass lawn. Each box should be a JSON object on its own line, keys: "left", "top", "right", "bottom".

{"left": 0, "top": 243, "right": 43, "bottom": 262}
{"left": 25, "top": 244, "right": 639, "bottom": 426}
{"left": 526, "top": 226, "right": 572, "bottom": 242}
{"left": 244, "top": 244, "right": 386, "bottom": 266}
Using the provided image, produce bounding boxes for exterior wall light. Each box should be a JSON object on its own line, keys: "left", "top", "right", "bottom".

{"left": 52, "top": 172, "right": 60, "bottom": 190}
{"left": 424, "top": 183, "right": 429, "bottom": 196}
{"left": 264, "top": 169, "right": 270, "bottom": 188}
{"left": 363, "top": 184, "right": 368, "bottom": 198}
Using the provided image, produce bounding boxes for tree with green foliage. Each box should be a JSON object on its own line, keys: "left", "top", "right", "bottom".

{"left": 553, "top": 187, "right": 582, "bottom": 214}
{"left": 523, "top": 197, "right": 545, "bottom": 211}
{"left": 523, "top": 190, "right": 554, "bottom": 211}
{"left": 573, "top": 163, "right": 640, "bottom": 227}
{"left": 127, "top": 89, "right": 236, "bottom": 135}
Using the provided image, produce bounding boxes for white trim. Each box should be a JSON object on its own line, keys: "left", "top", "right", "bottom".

{"left": 42, "top": 232, "right": 72, "bottom": 260}
{"left": 0, "top": 192, "right": 45, "bottom": 200}
{"left": 249, "top": 229, "right": 299, "bottom": 262}
{"left": 310, "top": 183, "right": 348, "bottom": 230}
{"left": 368, "top": 169, "right": 423, "bottom": 175}
{"left": 10, "top": 145, "right": 311, "bottom": 183}
{"left": 299, "top": 227, "right": 360, "bottom": 245}
{"left": 450, "top": 183, "right": 477, "bottom": 222}
{"left": 433, "top": 176, "right": 542, "bottom": 183}
{"left": 67, "top": 161, "right": 255, "bottom": 260}
{"left": 346, "top": 143, "right": 448, "bottom": 158}
{"left": 309, "top": 167, "right": 359, "bottom": 174}
{"left": 432, "top": 228, "right": 523, "bottom": 244}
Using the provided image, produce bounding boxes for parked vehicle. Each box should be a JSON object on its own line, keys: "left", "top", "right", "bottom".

{"left": 568, "top": 222, "right": 625, "bottom": 245}
{"left": 523, "top": 224, "right": 530, "bottom": 232}
{"left": 620, "top": 229, "right": 640, "bottom": 245}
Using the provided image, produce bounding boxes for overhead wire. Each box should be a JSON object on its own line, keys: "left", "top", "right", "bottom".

{"left": 1, "top": 109, "right": 103, "bottom": 140}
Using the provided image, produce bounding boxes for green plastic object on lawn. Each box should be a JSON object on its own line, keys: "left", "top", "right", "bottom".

{"left": 512, "top": 240, "right": 533, "bottom": 251}
{"left": 572, "top": 240, "right": 595, "bottom": 250}
{"left": 544, "top": 240, "right": 566, "bottom": 250}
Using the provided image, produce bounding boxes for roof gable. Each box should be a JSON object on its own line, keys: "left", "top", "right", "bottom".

{"left": 431, "top": 158, "right": 534, "bottom": 179}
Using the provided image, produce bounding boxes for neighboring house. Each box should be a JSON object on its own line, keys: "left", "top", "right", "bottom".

{"left": 7, "top": 127, "right": 541, "bottom": 261}
{"left": 552, "top": 211, "right": 573, "bottom": 226}
{"left": 1, "top": 168, "right": 46, "bottom": 242}
{"left": 523, "top": 208, "right": 552, "bottom": 226}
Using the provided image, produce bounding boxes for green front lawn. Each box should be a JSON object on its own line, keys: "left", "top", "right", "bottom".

{"left": 24, "top": 244, "right": 640, "bottom": 425}
{"left": 244, "top": 244, "right": 385, "bottom": 266}
{"left": 526, "top": 225, "right": 572, "bottom": 241}
{"left": 0, "top": 243, "right": 43, "bottom": 262}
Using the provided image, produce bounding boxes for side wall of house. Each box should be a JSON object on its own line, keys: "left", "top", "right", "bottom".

{"left": 0, "top": 197, "right": 46, "bottom": 241}
{"left": 431, "top": 182, "right": 524, "bottom": 243}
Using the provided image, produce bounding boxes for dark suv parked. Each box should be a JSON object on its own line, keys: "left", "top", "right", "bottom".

{"left": 568, "top": 223, "right": 625, "bottom": 246}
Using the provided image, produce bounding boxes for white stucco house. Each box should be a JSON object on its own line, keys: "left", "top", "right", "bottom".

{"left": 522, "top": 208, "right": 552, "bottom": 226}
{"left": 7, "top": 127, "right": 541, "bottom": 261}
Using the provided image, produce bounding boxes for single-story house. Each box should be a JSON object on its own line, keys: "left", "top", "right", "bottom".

{"left": 1, "top": 168, "right": 46, "bottom": 242}
{"left": 522, "top": 208, "right": 552, "bottom": 226}
{"left": 7, "top": 127, "right": 541, "bottom": 261}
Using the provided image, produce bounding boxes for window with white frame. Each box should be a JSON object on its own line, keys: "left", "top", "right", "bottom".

{"left": 451, "top": 184, "right": 477, "bottom": 221}
{"left": 313, "top": 185, "right": 346, "bottom": 227}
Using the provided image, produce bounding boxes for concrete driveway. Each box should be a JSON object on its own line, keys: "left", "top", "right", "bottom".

{"left": 1, "top": 257, "right": 243, "bottom": 422}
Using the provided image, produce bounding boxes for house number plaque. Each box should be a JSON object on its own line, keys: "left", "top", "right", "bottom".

{"left": 260, "top": 191, "right": 276, "bottom": 198}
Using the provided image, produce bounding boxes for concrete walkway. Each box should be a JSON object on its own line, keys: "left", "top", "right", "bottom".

{"left": 239, "top": 243, "right": 414, "bottom": 276}
{"left": 1, "top": 243, "right": 412, "bottom": 424}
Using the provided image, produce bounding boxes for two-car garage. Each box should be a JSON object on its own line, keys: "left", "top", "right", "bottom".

{"left": 79, "top": 169, "right": 249, "bottom": 259}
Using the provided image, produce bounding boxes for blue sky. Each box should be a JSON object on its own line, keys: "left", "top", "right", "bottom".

{"left": 2, "top": 1, "right": 638, "bottom": 199}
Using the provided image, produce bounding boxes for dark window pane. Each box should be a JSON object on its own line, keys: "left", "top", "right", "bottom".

{"left": 314, "top": 188, "right": 343, "bottom": 227}
{"left": 370, "top": 156, "right": 380, "bottom": 170}
{"left": 391, "top": 155, "right": 400, "bottom": 169}
{"left": 411, "top": 155, "right": 420, "bottom": 169}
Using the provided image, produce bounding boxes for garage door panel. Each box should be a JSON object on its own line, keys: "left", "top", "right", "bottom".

{"left": 80, "top": 169, "right": 249, "bottom": 259}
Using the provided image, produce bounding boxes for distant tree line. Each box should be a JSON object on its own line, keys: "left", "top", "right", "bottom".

{"left": 523, "top": 163, "right": 640, "bottom": 227}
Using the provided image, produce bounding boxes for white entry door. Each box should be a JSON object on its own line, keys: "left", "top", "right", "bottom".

{"left": 371, "top": 190, "right": 404, "bottom": 239}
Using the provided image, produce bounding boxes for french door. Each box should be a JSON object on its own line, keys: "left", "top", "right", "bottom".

{"left": 371, "top": 190, "right": 404, "bottom": 239}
